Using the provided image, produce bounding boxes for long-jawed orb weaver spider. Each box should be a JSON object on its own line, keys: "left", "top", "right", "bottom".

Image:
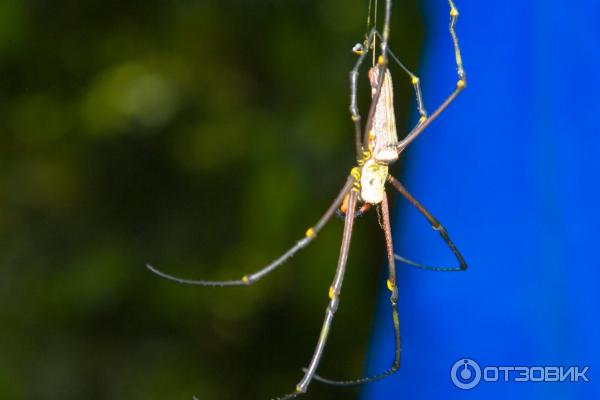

{"left": 147, "top": 0, "right": 467, "bottom": 399}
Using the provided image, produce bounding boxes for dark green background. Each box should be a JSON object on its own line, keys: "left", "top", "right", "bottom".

{"left": 0, "top": 1, "right": 424, "bottom": 399}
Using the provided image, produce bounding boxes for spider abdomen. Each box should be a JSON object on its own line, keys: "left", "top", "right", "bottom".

{"left": 368, "top": 66, "right": 399, "bottom": 163}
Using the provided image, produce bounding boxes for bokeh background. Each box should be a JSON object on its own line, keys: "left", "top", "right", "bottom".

{"left": 1, "top": 0, "right": 421, "bottom": 399}
{"left": 1, "top": 1, "right": 598, "bottom": 400}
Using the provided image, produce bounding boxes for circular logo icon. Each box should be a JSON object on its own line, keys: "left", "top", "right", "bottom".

{"left": 451, "top": 358, "right": 482, "bottom": 389}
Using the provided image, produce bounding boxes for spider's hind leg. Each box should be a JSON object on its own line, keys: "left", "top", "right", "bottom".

{"left": 310, "top": 192, "right": 401, "bottom": 387}
{"left": 273, "top": 190, "right": 360, "bottom": 400}
{"left": 388, "top": 175, "right": 467, "bottom": 272}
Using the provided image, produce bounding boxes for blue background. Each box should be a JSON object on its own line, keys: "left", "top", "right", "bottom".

{"left": 365, "top": 1, "right": 600, "bottom": 399}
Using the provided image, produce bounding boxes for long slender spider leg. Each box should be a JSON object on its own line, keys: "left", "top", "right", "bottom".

{"left": 355, "top": 0, "right": 394, "bottom": 152}
{"left": 380, "top": 0, "right": 392, "bottom": 60}
{"left": 146, "top": 176, "right": 356, "bottom": 287}
{"left": 396, "top": 0, "right": 466, "bottom": 153}
{"left": 448, "top": 0, "right": 466, "bottom": 81}
{"left": 273, "top": 190, "right": 359, "bottom": 400}
{"left": 350, "top": 27, "right": 377, "bottom": 158}
{"left": 373, "top": 31, "right": 428, "bottom": 122}
{"left": 388, "top": 175, "right": 467, "bottom": 272}
{"left": 310, "top": 192, "right": 401, "bottom": 386}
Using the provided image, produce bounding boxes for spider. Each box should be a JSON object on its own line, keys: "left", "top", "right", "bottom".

{"left": 147, "top": 1, "right": 467, "bottom": 399}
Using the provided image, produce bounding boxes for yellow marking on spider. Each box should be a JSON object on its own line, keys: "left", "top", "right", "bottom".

{"left": 419, "top": 115, "right": 427, "bottom": 124}
{"left": 387, "top": 279, "right": 395, "bottom": 291}
{"left": 450, "top": 7, "right": 459, "bottom": 17}
{"left": 411, "top": 76, "right": 419, "bottom": 85}
{"left": 329, "top": 286, "right": 335, "bottom": 299}
{"left": 457, "top": 79, "right": 466, "bottom": 89}
{"left": 377, "top": 55, "right": 385, "bottom": 65}
{"left": 242, "top": 275, "right": 250, "bottom": 284}
{"left": 305, "top": 227, "right": 315, "bottom": 238}
{"left": 368, "top": 129, "right": 376, "bottom": 141}
{"left": 350, "top": 167, "right": 361, "bottom": 181}
{"left": 351, "top": 115, "right": 360, "bottom": 122}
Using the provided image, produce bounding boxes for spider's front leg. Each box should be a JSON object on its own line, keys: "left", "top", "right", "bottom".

{"left": 349, "top": 27, "right": 378, "bottom": 158}
{"left": 147, "top": 176, "right": 355, "bottom": 287}
{"left": 396, "top": 0, "right": 467, "bottom": 153}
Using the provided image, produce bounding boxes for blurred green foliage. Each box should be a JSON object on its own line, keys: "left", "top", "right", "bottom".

{"left": 0, "top": 1, "right": 423, "bottom": 399}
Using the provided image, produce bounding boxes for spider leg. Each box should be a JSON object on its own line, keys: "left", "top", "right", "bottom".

{"left": 373, "top": 31, "right": 428, "bottom": 122}
{"left": 396, "top": 0, "right": 466, "bottom": 153}
{"left": 388, "top": 175, "right": 467, "bottom": 272}
{"left": 350, "top": 27, "right": 378, "bottom": 158}
{"left": 352, "top": 0, "right": 400, "bottom": 157}
{"left": 146, "top": 176, "right": 355, "bottom": 287}
{"left": 336, "top": 198, "right": 372, "bottom": 220}
{"left": 273, "top": 190, "right": 359, "bottom": 400}
{"left": 310, "top": 192, "right": 401, "bottom": 387}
